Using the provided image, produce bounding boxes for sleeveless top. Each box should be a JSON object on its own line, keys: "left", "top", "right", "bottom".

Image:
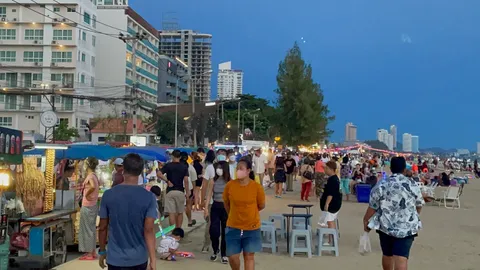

{"left": 213, "top": 177, "right": 227, "bottom": 202}
{"left": 82, "top": 173, "right": 99, "bottom": 207}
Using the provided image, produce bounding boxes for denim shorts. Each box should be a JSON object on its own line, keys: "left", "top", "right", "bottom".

{"left": 225, "top": 227, "right": 261, "bottom": 256}
{"left": 378, "top": 230, "right": 415, "bottom": 258}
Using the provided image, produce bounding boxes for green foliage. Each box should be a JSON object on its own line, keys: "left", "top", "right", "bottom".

{"left": 364, "top": 140, "right": 390, "bottom": 151}
{"left": 53, "top": 121, "right": 79, "bottom": 141}
{"left": 275, "top": 43, "right": 334, "bottom": 146}
{"left": 155, "top": 112, "right": 187, "bottom": 144}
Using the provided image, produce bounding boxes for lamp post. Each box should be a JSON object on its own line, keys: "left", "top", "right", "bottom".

{"left": 190, "top": 69, "right": 213, "bottom": 147}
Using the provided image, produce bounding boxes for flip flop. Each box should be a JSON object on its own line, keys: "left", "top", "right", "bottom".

{"left": 79, "top": 254, "right": 97, "bottom": 260}
{"left": 188, "top": 219, "right": 197, "bottom": 227}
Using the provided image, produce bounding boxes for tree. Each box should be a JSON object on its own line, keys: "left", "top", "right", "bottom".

{"left": 275, "top": 43, "right": 334, "bottom": 146}
{"left": 364, "top": 140, "right": 390, "bottom": 151}
{"left": 53, "top": 121, "right": 79, "bottom": 141}
{"left": 155, "top": 112, "right": 187, "bottom": 145}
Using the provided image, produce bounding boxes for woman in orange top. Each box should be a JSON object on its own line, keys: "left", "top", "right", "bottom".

{"left": 223, "top": 159, "right": 265, "bottom": 270}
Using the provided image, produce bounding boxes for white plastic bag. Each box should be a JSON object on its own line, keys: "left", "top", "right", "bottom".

{"left": 358, "top": 232, "right": 372, "bottom": 254}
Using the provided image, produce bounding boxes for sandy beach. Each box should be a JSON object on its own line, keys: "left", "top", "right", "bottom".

{"left": 57, "top": 174, "right": 479, "bottom": 270}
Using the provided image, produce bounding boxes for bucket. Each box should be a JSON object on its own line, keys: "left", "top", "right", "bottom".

{"left": 356, "top": 184, "right": 372, "bottom": 203}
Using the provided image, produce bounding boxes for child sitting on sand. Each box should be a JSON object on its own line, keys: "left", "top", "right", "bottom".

{"left": 157, "top": 228, "right": 184, "bottom": 261}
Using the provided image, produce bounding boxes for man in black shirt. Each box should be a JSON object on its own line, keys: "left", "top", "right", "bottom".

{"left": 158, "top": 150, "right": 189, "bottom": 228}
{"left": 320, "top": 161, "right": 342, "bottom": 245}
{"left": 285, "top": 153, "right": 297, "bottom": 192}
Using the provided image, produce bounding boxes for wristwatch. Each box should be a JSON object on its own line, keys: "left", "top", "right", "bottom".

{"left": 98, "top": 249, "right": 107, "bottom": 256}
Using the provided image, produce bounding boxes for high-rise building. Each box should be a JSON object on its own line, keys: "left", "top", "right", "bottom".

{"left": 217, "top": 61, "right": 243, "bottom": 100}
{"left": 159, "top": 30, "right": 212, "bottom": 101}
{"left": 477, "top": 142, "right": 480, "bottom": 155}
{"left": 95, "top": 0, "right": 159, "bottom": 117}
{"left": 157, "top": 56, "right": 188, "bottom": 104}
{"left": 390, "top": 125, "right": 397, "bottom": 149}
{"left": 0, "top": 0, "right": 97, "bottom": 140}
{"left": 377, "top": 129, "right": 393, "bottom": 150}
{"left": 411, "top": 135, "right": 419, "bottom": 153}
{"left": 403, "top": 133, "right": 412, "bottom": 152}
{"left": 345, "top": 122, "right": 357, "bottom": 142}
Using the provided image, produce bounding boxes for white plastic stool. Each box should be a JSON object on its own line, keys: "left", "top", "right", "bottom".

{"left": 315, "top": 227, "right": 339, "bottom": 256}
{"left": 289, "top": 229, "right": 312, "bottom": 258}
{"left": 260, "top": 222, "right": 277, "bottom": 253}
{"left": 269, "top": 214, "right": 286, "bottom": 239}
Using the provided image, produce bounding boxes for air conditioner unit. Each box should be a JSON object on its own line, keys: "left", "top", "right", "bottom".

{"left": 34, "top": 62, "right": 40, "bottom": 66}
{"left": 30, "top": 106, "right": 35, "bottom": 110}
{"left": 51, "top": 40, "right": 58, "bottom": 44}
{"left": 62, "top": 18, "right": 67, "bottom": 22}
{"left": 51, "top": 62, "right": 57, "bottom": 67}
{"left": 12, "top": 18, "right": 17, "bottom": 22}
{"left": 32, "top": 84, "right": 37, "bottom": 88}
{"left": 0, "top": 18, "right": 5, "bottom": 22}
{"left": 63, "top": 83, "right": 73, "bottom": 88}
{"left": 34, "top": 40, "right": 38, "bottom": 44}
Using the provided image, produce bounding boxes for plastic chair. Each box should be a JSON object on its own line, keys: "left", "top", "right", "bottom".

{"left": 289, "top": 229, "right": 312, "bottom": 258}
{"left": 315, "top": 227, "right": 339, "bottom": 256}
{"left": 269, "top": 214, "right": 286, "bottom": 239}
{"left": 260, "top": 222, "right": 277, "bottom": 253}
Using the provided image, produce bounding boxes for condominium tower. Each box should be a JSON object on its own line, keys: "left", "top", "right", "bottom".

{"left": 95, "top": 0, "right": 159, "bottom": 117}
{"left": 403, "top": 133, "right": 412, "bottom": 152}
{"left": 345, "top": 122, "right": 357, "bottom": 142}
{"left": 0, "top": 0, "right": 97, "bottom": 140}
{"left": 159, "top": 29, "right": 212, "bottom": 101}
{"left": 217, "top": 61, "right": 243, "bottom": 100}
{"left": 390, "top": 125, "right": 397, "bottom": 149}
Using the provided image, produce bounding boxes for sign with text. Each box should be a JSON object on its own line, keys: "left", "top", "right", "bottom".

{"left": 0, "top": 127, "right": 23, "bottom": 164}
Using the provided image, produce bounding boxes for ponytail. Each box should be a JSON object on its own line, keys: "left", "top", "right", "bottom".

{"left": 249, "top": 171, "right": 255, "bottom": 181}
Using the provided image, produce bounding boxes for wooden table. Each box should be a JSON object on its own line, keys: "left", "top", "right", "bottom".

{"left": 287, "top": 204, "right": 314, "bottom": 215}
{"left": 282, "top": 213, "right": 313, "bottom": 252}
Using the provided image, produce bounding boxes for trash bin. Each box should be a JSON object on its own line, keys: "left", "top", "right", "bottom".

{"left": 356, "top": 184, "right": 372, "bottom": 203}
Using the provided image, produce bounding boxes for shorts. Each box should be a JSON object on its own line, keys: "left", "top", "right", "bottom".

{"left": 378, "top": 230, "right": 415, "bottom": 258}
{"left": 158, "top": 252, "right": 171, "bottom": 260}
{"left": 274, "top": 170, "right": 286, "bottom": 183}
{"left": 340, "top": 178, "right": 351, "bottom": 194}
{"left": 225, "top": 227, "right": 261, "bottom": 256}
{"left": 195, "top": 177, "right": 203, "bottom": 187}
{"left": 318, "top": 211, "right": 338, "bottom": 227}
{"left": 108, "top": 261, "right": 147, "bottom": 270}
{"left": 165, "top": 190, "right": 186, "bottom": 214}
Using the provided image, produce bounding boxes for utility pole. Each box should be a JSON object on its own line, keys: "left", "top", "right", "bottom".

{"left": 253, "top": 114, "right": 257, "bottom": 133}
{"left": 119, "top": 32, "right": 147, "bottom": 138}
{"left": 174, "top": 78, "right": 179, "bottom": 147}
{"left": 237, "top": 101, "right": 241, "bottom": 143}
{"left": 51, "top": 86, "right": 56, "bottom": 143}
{"left": 192, "top": 80, "right": 197, "bottom": 148}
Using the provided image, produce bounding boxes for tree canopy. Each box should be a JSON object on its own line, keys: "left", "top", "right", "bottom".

{"left": 275, "top": 43, "right": 334, "bottom": 146}
{"left": 53, "top": 121, "right": 79, "bottom": 141}
{"left": 156, "top": 112, "right": 187, "bottom": 145}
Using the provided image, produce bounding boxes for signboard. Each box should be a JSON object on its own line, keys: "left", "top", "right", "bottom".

{"left": 0, "top": 127, "right": 24, "bottom": 164}
{"left": 130, "top": 136, "right": 147, "bottom": 147}
{"left": 40, "top": 111, "right": 58, "bottom": 128}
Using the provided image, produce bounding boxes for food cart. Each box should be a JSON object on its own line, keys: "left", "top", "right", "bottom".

{"left": 8, "top": 143, "right": 76, "bottom": 269}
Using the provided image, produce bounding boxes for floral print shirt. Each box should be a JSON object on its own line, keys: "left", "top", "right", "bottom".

{"left": 368, "top": 174, "right": 425, "bottom": 238}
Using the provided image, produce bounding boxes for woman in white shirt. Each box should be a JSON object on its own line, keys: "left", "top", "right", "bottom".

{"left": 202, "top": 150, "right": 216, "bottom": 253}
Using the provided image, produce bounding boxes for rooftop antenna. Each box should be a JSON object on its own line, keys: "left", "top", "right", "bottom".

{"left": 162, "top": 12, "right": 179, "bottom": 31}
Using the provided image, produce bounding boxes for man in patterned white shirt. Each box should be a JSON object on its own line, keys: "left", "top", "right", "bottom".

{"left": 363, "top": 156, "right": 424, "bottom": 270}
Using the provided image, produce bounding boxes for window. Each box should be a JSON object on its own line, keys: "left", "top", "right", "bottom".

{"left": 51, "top": 73, "right": 62, "bottom": 81}
{"left": 83, "top": 12, "right": 90, "bottom": 24}
{"left": 81, "top": 53, "right": 86, "bottom": 62}
{"left": 32, "top": 73, "right": 42, "bottom": 81}
{"left": 79, "top": 99, "right": 84, "bottom": 105}
{"left": 82, "top": 31, "right": 86, "bottom": 41}
{"left": 53, "top": 29, "right": 72, "bottom": 40}
{"left": 53, "top": 7, "right": 60, "bottom": 12}
{"left": 0, "top": 51, "right": 15, "bottom": 62}
{"left": 80, "top": 74, "right": 85, "bottom": 83}
{"left": 0, "top": 73, "right": 4, "bottom": 80}
{"left": 0, "top": 94, "right": 3, "bottom": 102}
{"left": 24, "top": 29, "right": 44, "bottom": 40}
{"left": 52, "top": 51, "right": 72, "bottom": 62}
{"left": 23, "top": 51, "right": 43, "bottom": 62}
{"left": 67, "top": 7, "right": 76, "bottom": 12}
{"left": 90, "top": 77, "right": 94, "bottom": 87}
{"left": 0, "top": 29, "right": 16, "bottom": 40}
{"left": 92, "top": 35, "right": 96, "bottom": 47}
{"left": 31, "top": 95, "right": 41, "bottom": 102}
{"left": 0, "top": 7, "right": 6, "bottom": 17}
{"left": 92, "top": 15, "right": 96, "bottom": 28}
{"left": 91, "top": 56, "right": 95, "bottom": 67}
{"left": 0, "top": 117, "right": 12, "bottom": 127}
{"left": 5, "top": 95, "right": 16, "bottom": 110}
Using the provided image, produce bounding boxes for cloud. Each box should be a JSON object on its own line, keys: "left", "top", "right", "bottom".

{"left": 401, "top": 34, "right": 412, "bottom": 44}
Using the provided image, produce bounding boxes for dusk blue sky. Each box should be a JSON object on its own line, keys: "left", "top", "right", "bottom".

{"left": 132, "top": 0, "right": 480, "bottom": 149}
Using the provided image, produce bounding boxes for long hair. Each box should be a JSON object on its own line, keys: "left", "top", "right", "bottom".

{"left": 214, "top": 161, "right": 231, "bottom": 182}
{"left": 205, "top": 150, "right": 216, "bottom": 164}
{"left": 238, "top": 158, "right": 255, "bottom": 180}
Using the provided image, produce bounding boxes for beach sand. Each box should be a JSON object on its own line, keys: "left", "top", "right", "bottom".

{"left": 58, "top": 174, "right": 479, "bottom": 270}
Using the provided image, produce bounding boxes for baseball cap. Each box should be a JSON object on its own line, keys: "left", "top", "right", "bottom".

{"left": 113, "top": 158, "right": 124, "bottom": 166}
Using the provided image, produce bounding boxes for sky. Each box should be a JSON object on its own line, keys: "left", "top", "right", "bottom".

{"left": 131, "top": 0, "right": 480, "bottom": 149}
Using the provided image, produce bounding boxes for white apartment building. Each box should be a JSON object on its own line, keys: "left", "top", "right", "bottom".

{"left": 0, "top": 0, "right": 97, "bottom": 140}
{"left": 345, "top": 122, "right": 357, "bottom": 142}
{"left": 95, "top": 0, "right": 159, "bottom": 118}
{"left": 159, "top": 29, "right": 212, "bottom": 101}
{"left": 411, "top": 135, "right": 419, "bottom": 153}
{"left": 403, "top": 133, "right": 412, "bottom": 152}
{"left": 377, "top": 128, "right": 394, "bottom": 150}
{"left": 217, "top": 61, "right": 242, "bottom": 100}
{"left": 390, "top": 124, "right": 397, "bottom": 149}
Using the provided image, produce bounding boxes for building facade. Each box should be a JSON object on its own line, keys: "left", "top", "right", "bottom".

{"left": 403, "top": 133, "right": 412, "bottom": 152}
{"left": 411, "top": 135, "right": 419, "bottom": 153}
{"left": 157, "top": 55, "right": 188, "bottom": 103}
{"left": 345, "top": 122, "right": 357, "bottom": 142}
{"left": 95, "top": 0, "right": 159, "bottom": 117}
{"left": 217, "top": 61, "right": 242, "bottom": 100}
{"left": 390, "top": 125, "right": 397, "bottom": 149}
{"left": 377, "top": 129, "right": 393, "bottom": 150}
{"left": 477, "top": 142, "right": 480, "bottom": 155}
{"left": 0, "top": 0, "right": 97, "bottom": 140}
{"left": 159, "top": 29, "right": 212, "bottom": 101}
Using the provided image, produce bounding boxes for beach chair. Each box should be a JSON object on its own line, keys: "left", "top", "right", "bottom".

{"left": 424, "top": 182, "right": 438, "bottom": 198}
{"left": 437, "top": 185, "right": 463, "bottom": 209}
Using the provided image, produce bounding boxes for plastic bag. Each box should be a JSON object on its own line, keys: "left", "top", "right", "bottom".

{"left": 358, "top": 232, "right": 372, "bottom": 254}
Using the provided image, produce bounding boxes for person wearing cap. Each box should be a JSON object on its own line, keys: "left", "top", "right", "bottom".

{"left": 111, "top": 158, "right": 124, "bottom": 187}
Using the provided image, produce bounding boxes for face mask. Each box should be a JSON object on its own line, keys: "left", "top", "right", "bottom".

{"left": 217, "top": 155, "right": 226, "bottom": 162}
{"left": 229, "top": 155, "right": 236, "bottom": 162}
{"left": 216, "top": 168, "right": 223, "bottom": 176}
{"left": 236, "top": 169, "right": 248, "bottom": 179}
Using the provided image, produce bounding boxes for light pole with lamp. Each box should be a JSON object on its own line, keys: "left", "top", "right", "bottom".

{"left": 241, "top": 108, "right": 261, "bottom": 135}
{"left": 190, "top": 70, "right": 213, "bottom": 147}
{"left": 174, "top": 58, "right": 189, "bottom": 147}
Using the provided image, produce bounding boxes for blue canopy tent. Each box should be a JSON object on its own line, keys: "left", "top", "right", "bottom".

{"left": 24, "top": 145, "right": 155, "bottom": 161}
{"left": 120, "top": 147, "right": 168, "bottom": 162}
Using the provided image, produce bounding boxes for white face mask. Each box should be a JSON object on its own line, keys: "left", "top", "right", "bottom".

{"left": 216, "top": 168, "right": 224, "bottom": 176}
{"left": 229, "top": 155, "right": 236, "bottom": 162}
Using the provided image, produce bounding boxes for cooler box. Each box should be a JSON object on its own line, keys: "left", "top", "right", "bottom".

{"left": 357, "top": 184, "right": 372, "bottom": 203}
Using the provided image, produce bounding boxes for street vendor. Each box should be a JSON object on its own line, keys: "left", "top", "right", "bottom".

{"left": 111, "top": 158, "right": 124, "bottom": 187}
{"left": 56, "top": 164, "right": 75, "bottom": 190}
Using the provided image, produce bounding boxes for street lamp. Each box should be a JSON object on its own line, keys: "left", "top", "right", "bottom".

{"left": 191, "top": 69, "right": 213, "bottom": 147}
{"left": 241, "top": 108, "right": 261, "bottom": 134}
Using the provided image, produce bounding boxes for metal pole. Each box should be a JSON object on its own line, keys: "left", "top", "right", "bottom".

{"left": 132, "top": 40, "right": 138, "bottom": 137}
{"left": 221, "top": 102, "right": 224, "bottom": 142}
{"left": 216, "top": 103, "right": 219, "bottom": 142}
{"left": 192, "top": 79, "right": 197, "bottom": 147}
{"left": 253, "top": 114, "right": 257, "bottom": 133}
{"left": 174, "top": 78, "right": 179, "bottom": 147}
{"left": 237, "top": 101, "right": 241, "bottom": 143}
{"left": 51, "top": 86, "right": 56, "bottom": 143}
